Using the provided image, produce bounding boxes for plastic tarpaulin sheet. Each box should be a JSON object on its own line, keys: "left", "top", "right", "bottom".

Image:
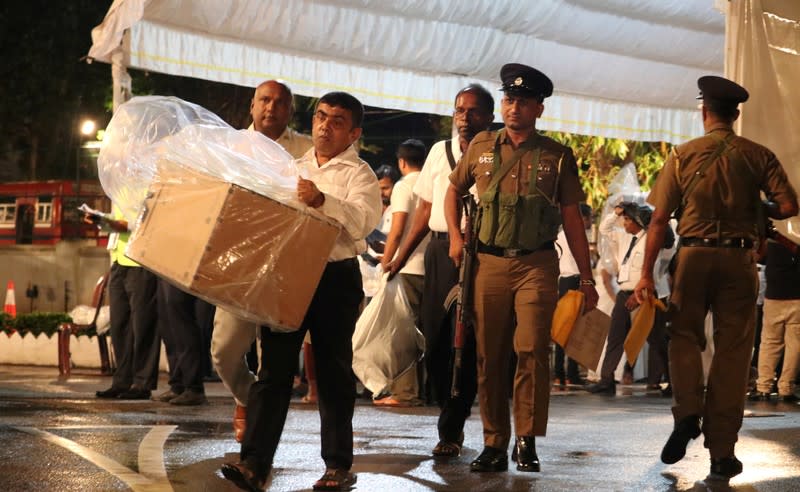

{"left": 725, "top": 0, "right": 800, "bottom": 244}
{"left": 88, "top": 0, "right": 727, "bottom": 143}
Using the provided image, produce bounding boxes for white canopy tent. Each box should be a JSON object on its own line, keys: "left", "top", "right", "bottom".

{"left": 88, "top": 0, "right": 730, "bottom": 145}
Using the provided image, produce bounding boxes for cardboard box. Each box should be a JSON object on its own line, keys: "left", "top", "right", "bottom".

{"left": 126, "top": 168, "right": 341, "bottom": 331}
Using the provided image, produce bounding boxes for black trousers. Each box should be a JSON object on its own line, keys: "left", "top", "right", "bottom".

{"left": 422, "top": 237, "right": 478, "bottom": 443}
{"left": 647, "top": 299, "right": 670, "bottom": 385}
{"left": 108, "top": 262, "right": 160, "bottom": 390}
{"left": 600, "top": 290, "right": 634, "bottom": 383}
{"left": 241, "top": 258, "right": 363, "bottom": 471}
{"left": 157, "top": 279, "right": 215, "bottom": 393}
{"left": 553, "top": 275, "right": 581, "bottom": 381}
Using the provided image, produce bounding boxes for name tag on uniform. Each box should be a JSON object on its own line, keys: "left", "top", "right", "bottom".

{"left": 478, "top": 153, "right": 494, "bottom": 164}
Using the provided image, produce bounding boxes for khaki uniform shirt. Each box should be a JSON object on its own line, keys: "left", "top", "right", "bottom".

{"left": 449, "top": 129, "right": 585, "bottom": 221}
{"left": 648, "top": 124, "right": 797, "bottom": 240}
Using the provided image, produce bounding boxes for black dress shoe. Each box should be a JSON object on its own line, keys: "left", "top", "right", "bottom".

{"left": 470, "top": 446, "right": 508, "bottom": 472}
{"left": 661, "top": 414, "right": 701, "bottom": 464}
{"left": 585, "top": 381, "right": 616, "bottom": 395}
{"left": 511, "top": 436, "right": 540, "bottom": 472}
{"left": 708, "top": 455, "right": 743, "bottom": 480}
{"left": 96, "top": 387, "right": 127, "bottom": 398}
{"left": 117, "top": 386, "right": 152, "bottom": 400}
{"left": 221, "top": 461, "right": 269, "bottom": 492}
{"left": 779, "top": 393, "right": 799, "bottom": 403}
{"left": 747, "top": 390, "right": 770, "bottom": 401}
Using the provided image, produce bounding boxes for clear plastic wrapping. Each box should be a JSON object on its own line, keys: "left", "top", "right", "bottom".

{"left": 97, "top": 96, "right": 298, "bottom": 225}
{"left": 98, "top": 96, "right": 340, "bottom": 330}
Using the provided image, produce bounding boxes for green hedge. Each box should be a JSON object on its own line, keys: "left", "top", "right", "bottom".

{"left": 0, "top": 312, "right": 84, "bottom": 339}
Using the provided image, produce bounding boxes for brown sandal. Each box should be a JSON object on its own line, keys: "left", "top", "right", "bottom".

{"left": 312, "top": 469, "right": 357, "bottom": 491}
{"left": 432, "top": 440, "right": 462, "bottom": 457}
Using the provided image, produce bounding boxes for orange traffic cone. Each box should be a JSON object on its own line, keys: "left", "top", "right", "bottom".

{"left": 4, "top": 280, "right": 17, "bottom": 317}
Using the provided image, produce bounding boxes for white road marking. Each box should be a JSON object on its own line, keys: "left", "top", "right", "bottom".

{"left": 14, "top": 425, "right": 175, "bottom": 492}
{"left": 139, "top": 425, "right": 176, "bottom": 481}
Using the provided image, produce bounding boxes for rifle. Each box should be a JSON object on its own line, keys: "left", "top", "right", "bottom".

{"left": 450, "top": 194, "right": 479, "bottom": 398}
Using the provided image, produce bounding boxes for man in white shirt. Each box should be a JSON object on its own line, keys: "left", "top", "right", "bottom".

{"left": 588, "top": 202, "right": 664, "bottom": 395}
{"left": 203, "top": 80, "right": 314, "bottom": 442}
{"left": 386, "top": 84, "right": 495, "bottom": 457}
{"left": 375, "top": 139, "right": 429, "bottom": 406}
{"left": 221, "top": 91, "right": 381, "bottom": 492}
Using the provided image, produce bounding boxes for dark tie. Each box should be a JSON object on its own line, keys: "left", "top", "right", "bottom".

{"left": 622, "top": 236, "right": 638, "bottom": 264}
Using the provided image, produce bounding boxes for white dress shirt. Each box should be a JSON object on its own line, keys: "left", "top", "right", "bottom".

{"left": 389, "top": 171, "right": 429, "bottom": 275}
{"left": 413, "top": 139, "right": 461, "bottom": 232}
{"left": 295, "top": 145, "right": 382, "bottom": 262}
{"left": 556, "top": 229, "right": 581, "bottom": 277}
{"left": 599, "top": 212, "right": 672, "bottom": 295}
{"left": 276, "top": 127, "right": 313, "bottom": 159}
{"left": 245, "top": 124, "right": 313, "bottom": 159}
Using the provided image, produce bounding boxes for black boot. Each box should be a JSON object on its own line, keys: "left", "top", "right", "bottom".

{"left": 708, "top": 456, "right": 743, "bottom": 480}
{"left": 511, "top": 436, "right": 540, "bottom": 472}
{"left": 661, "top": 415, "right": 701, "bottom": 464}
{"left": 469, "top": 446, "right": 508, "bottom": 472}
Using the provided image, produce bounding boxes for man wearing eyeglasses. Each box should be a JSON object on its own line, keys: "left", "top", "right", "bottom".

{"left": 386, "top": 84, "right": 495, "bottom": 459}
{"left": 222, "top": 91, "right": 382, "bottom": 492}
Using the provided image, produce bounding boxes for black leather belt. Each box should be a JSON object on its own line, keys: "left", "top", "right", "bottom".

{"left": 431, "top": 231, "right": 449, "bottom": 240}
{"left": 679, "top": 237, "right": 753, "bottom": 248}
{"left": 477, "top": 241, "right": 554, "bottom": 258}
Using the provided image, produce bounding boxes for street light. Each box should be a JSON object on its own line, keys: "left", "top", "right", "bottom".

{"left": 80, "top": 119, "right": 96, "bottom": 137}
{"left": 77, "top": 119, "right": 96, "bottom": 195}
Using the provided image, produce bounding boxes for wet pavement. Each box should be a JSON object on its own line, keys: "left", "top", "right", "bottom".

{"left": 0, "top": 365, "right": 799, "bottom": 491}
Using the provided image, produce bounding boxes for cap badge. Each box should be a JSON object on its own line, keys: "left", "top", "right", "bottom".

{"left": 514, "top": 77, "right": 523, "bottom": 86}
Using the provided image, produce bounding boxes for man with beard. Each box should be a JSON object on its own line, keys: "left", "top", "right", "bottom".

{"left": 386, "top": 83, "right": 494, "bottom": 458}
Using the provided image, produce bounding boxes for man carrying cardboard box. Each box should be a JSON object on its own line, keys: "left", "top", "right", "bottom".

{"left": 221, "top": 91, "right": 382, "bottom": 492}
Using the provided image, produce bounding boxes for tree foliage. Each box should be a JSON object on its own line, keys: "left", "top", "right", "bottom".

{"left": 544, "top": 132, "right": 670, "bottom": 213}
{"left": 0, "top": 1, "right": 113, "bottom": 181}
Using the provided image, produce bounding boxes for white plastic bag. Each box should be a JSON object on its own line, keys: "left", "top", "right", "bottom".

{"left": 352, "top": 274, "right": 425, "bottom": 395}
{"left": 68, "top": 305, "right": 111, "bottom": 335}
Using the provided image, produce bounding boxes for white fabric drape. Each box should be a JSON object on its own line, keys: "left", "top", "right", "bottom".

{"left": 89, "top": 0, "right": 729, "bottom": 143}
{"left": 725, "top": 0, "right": 800, "bottom": 243}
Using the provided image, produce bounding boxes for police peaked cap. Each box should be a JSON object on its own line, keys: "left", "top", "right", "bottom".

{"left": 500, "top": 63, "right": 553, "bottom": 100}
{"left": 696, "top": 75, "right": 749, "bottom": 104}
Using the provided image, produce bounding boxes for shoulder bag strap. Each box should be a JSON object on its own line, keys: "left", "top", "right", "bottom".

{"left": 444, "top": 139, "right": 457, "bottom": 170}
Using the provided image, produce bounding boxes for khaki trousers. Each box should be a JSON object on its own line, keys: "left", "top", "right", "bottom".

{"left": 386, "top": 273, "right": 424, "bottom": 403}
{"left": 756, "top": 298, "right": 800, "bottom": 396}
{"left": 211, "top": 308, "right": 258, "bottom": 406}
{"left": 669, "top": 247, "right": 757, "bottom": 459}
{"left": 473, "top": 249, "right": 559, "bottom": 449}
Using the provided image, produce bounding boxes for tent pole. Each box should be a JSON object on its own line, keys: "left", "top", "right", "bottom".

{"left": 110, "top": 43, "right": 132, "bottom": 113}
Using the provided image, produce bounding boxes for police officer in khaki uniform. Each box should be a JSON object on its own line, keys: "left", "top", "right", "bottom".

{"left": 634, "top": 75, "right": 798, "bottom": 482}
{"left": 445, "top": 63, "right": 598, "bottom": 473}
